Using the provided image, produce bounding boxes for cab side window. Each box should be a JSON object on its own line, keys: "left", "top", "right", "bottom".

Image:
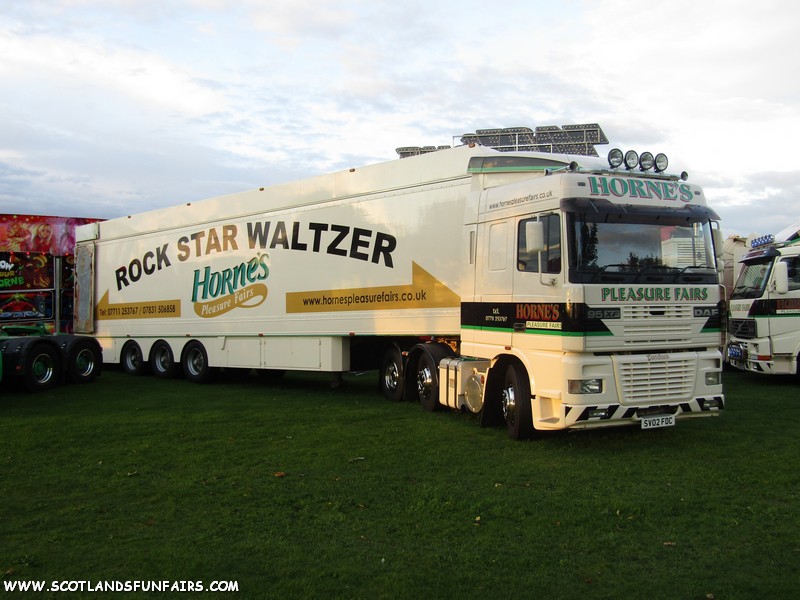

{"left": 783, "top": 257, "right": 800, "bottom": 291}
{"left": 517, "top": 214, "right": 561, "bottom": 274}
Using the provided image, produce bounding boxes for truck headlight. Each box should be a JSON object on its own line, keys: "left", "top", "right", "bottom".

{"left": 568, "top": 378, "right": 603, "bottom": 394}
{"left": 705, "top": 371, "right": 721, "bottom": 386}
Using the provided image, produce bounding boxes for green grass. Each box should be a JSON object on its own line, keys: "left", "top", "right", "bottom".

{"left": 1, "top": 367, "right": 799, "bottom": 599}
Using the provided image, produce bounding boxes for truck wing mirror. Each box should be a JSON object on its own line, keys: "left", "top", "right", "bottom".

{"left": 525, "top": 221, "right": 544, "bottom": 253}
{"left": 712, "top": 228, "right": 723, "bottom": 259}
{"left": 774, "top": 260, "right": 789, "bottom": 295}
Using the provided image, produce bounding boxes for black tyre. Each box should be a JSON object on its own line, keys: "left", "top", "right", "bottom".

{"left": 502, "top": 362, "right": 534, "bottom": 440}
{"left": 23, "top": 342, "right": 61, "bottom": 392}
{"left": 413, "top": 350, "right": 440, "bottom": 412}
{"left": 182, "top": 340, "right": 212, "bottom": 384}
{"left": 67, "top": 338, "right": 101, "bottom": 384}
{"left": 121, "top": 341, "right": 147, "bottom": 376}
{"left": 150, "top": 340, "right": 178, "bottom": 379}
{"left": 378, "top": 345, "right": 404, "bottom": 402}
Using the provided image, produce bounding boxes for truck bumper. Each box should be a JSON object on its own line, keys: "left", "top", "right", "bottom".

{"left": 562, "top": 395, "right": 724, "bottom": 430}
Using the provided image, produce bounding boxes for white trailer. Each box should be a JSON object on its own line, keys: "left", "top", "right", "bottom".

{"left": 74, "top": 133, "right": 726, "bottom": 438}
{"left": 727, "top": 222, "right": 800, "bottom": 375}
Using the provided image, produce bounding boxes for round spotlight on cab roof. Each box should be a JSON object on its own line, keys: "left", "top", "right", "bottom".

{"left": 608, "top": 148, "right": 624, "bottom": 168}
{"left": 654, "top": 153, "right": 668, "bottom": 172}
{"left": 639, "top": 152, "right": 654, "bottom": 171}
{"left": 624, "top": 150, "right": 639, "bottom": 170}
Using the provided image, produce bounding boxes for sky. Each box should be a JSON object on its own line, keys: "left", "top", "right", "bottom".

{"left": 1, "top": 0, "right": 798, "bottom": 238}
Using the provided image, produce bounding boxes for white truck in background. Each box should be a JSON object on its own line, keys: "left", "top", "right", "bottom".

{"left": 74, "top": 124, "right": 726, "bottom": 438}
{"left": 721, "top": 234, "right": 750, "bottom": 300}
{"left": 727, "top": 222, "right": 800, "bottom": 376}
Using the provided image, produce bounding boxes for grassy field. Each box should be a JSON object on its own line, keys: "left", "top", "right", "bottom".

{"left": 1, "top": 366, "right": 799, "bottom": 599}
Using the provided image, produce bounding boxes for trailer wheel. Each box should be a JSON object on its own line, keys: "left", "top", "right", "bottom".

{"left": 67, "top": 338, "right": 101, "bottom": 384}
{"left": 150, "top": 340, "right": 178, "bottom": 378}
{"left": 379, "top": 345, "right": 404, "bottom": 402}
{"left": 502, "top": 362, "right": 534, "bottom": 440}
{"left": 23, "top": 342, "right": 61, "bottom": 392}
{"left": 182, "top": 341, "right": 212, "bottom": 384}
{"left": 121, "top": 341, "right": 147, "bottom": 376}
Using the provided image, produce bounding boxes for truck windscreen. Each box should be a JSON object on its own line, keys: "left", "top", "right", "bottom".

{"left": 730, "top": 258, "right": 773, "bottom": 299}
{"left": 563, "top": 198, "right": 718, "bottom": 285}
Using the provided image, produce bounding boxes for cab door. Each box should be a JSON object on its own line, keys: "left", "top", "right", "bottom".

{"left": 512, "top": 213, "right": 564, "bottom": 349}
{"left": 770, "top": 256, "right": 800, "bottom": 366}
{"left": 474, "top": 218, "right": 515, "bottom": 348}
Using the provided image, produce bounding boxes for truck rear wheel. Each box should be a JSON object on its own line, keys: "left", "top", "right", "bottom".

{"left": 182, "top": 341, "right": 212, "bottom": 384}
{"left": 67, "top": 338, "right": 101, "bottom": 384}
{"left": 121, "top": 341, "right": 147, "bottom": 376}
{"left": 379, "top": 345, "right": 404, "bottom": 402}
{"left": 150, "top": 340, "right": 178, "bottom": 378}
{"left": 23, "top": 342, "right": 61, "bottom": 392}
{"left": 405, "top": 343, "right": 454, "bottom": 411}
{"left": 414, "top": 351, "right": 440, "bottom": 411}
{"left": 502, "top": 362, "right": 534, "bottom": 440}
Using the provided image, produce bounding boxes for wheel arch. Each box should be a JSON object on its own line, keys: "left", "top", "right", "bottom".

{"left": 55, "top": 334, "right": 103, "bottom": 383}
{"left": 147, "top": 338, "right": 180, "bottom": 361}
{"left": 18, "top": 339, "right": 64, "bottom": 391}
{"left": 8, "top": 336, "right": 65, "bottom": 378}
{"left": 480, "top": 353, "right": 534, "bottom": 428}
{"left": 402, "top": 341, "right": 455, "bottom": 404}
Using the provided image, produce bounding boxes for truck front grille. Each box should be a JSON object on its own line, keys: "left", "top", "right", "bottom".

{"left": 620, "top": 305, "right": 694, "bottom": 346}
{"left": 614, "top": 354, "right": 695, "bottom": 404}
{"left": 728, "top": 319, "right": 756, "bottom": 339}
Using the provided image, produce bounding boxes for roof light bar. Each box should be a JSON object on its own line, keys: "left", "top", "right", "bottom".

{"left": 624, "top": 150, "right": 639, "bottom": 170}
{"left": 750, "top": 234, "right": 776, "bottom": 249}
{"left": 607, "top": 148, "right": 624, "bottom": 168}
{"left": 605, "top": 147, "right": 674, "bottom": 173}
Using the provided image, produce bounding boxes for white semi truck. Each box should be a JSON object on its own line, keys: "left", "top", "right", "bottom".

{"left": 74, "top": 127, "right": 726, "bottom": 438}
{"left": 726, "top": 222, "right": 800, "bottom": 375}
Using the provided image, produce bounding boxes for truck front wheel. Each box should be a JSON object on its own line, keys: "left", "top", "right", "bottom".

{"left": 23, "top": 342, "right": 61, "bottom": 392}
{"left": 502, "top": 362, "right": 534, "bottom": 440}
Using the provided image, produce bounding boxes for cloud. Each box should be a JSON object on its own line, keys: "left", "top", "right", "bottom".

{"left": 0, "top": 30, "right": 225, "bottom": 117}
{"left": 708, "top": 170, "right": 800, "bottom": 237}
{"left": 0, "top": 0, "right": 797, "bottom": 239}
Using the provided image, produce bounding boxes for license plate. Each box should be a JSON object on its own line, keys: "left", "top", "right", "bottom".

{"left": 641, "top": 414, "right": 675, "bottom": 429}
{"left": 727, "top": 345, "right": 743, "bottom": 360}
